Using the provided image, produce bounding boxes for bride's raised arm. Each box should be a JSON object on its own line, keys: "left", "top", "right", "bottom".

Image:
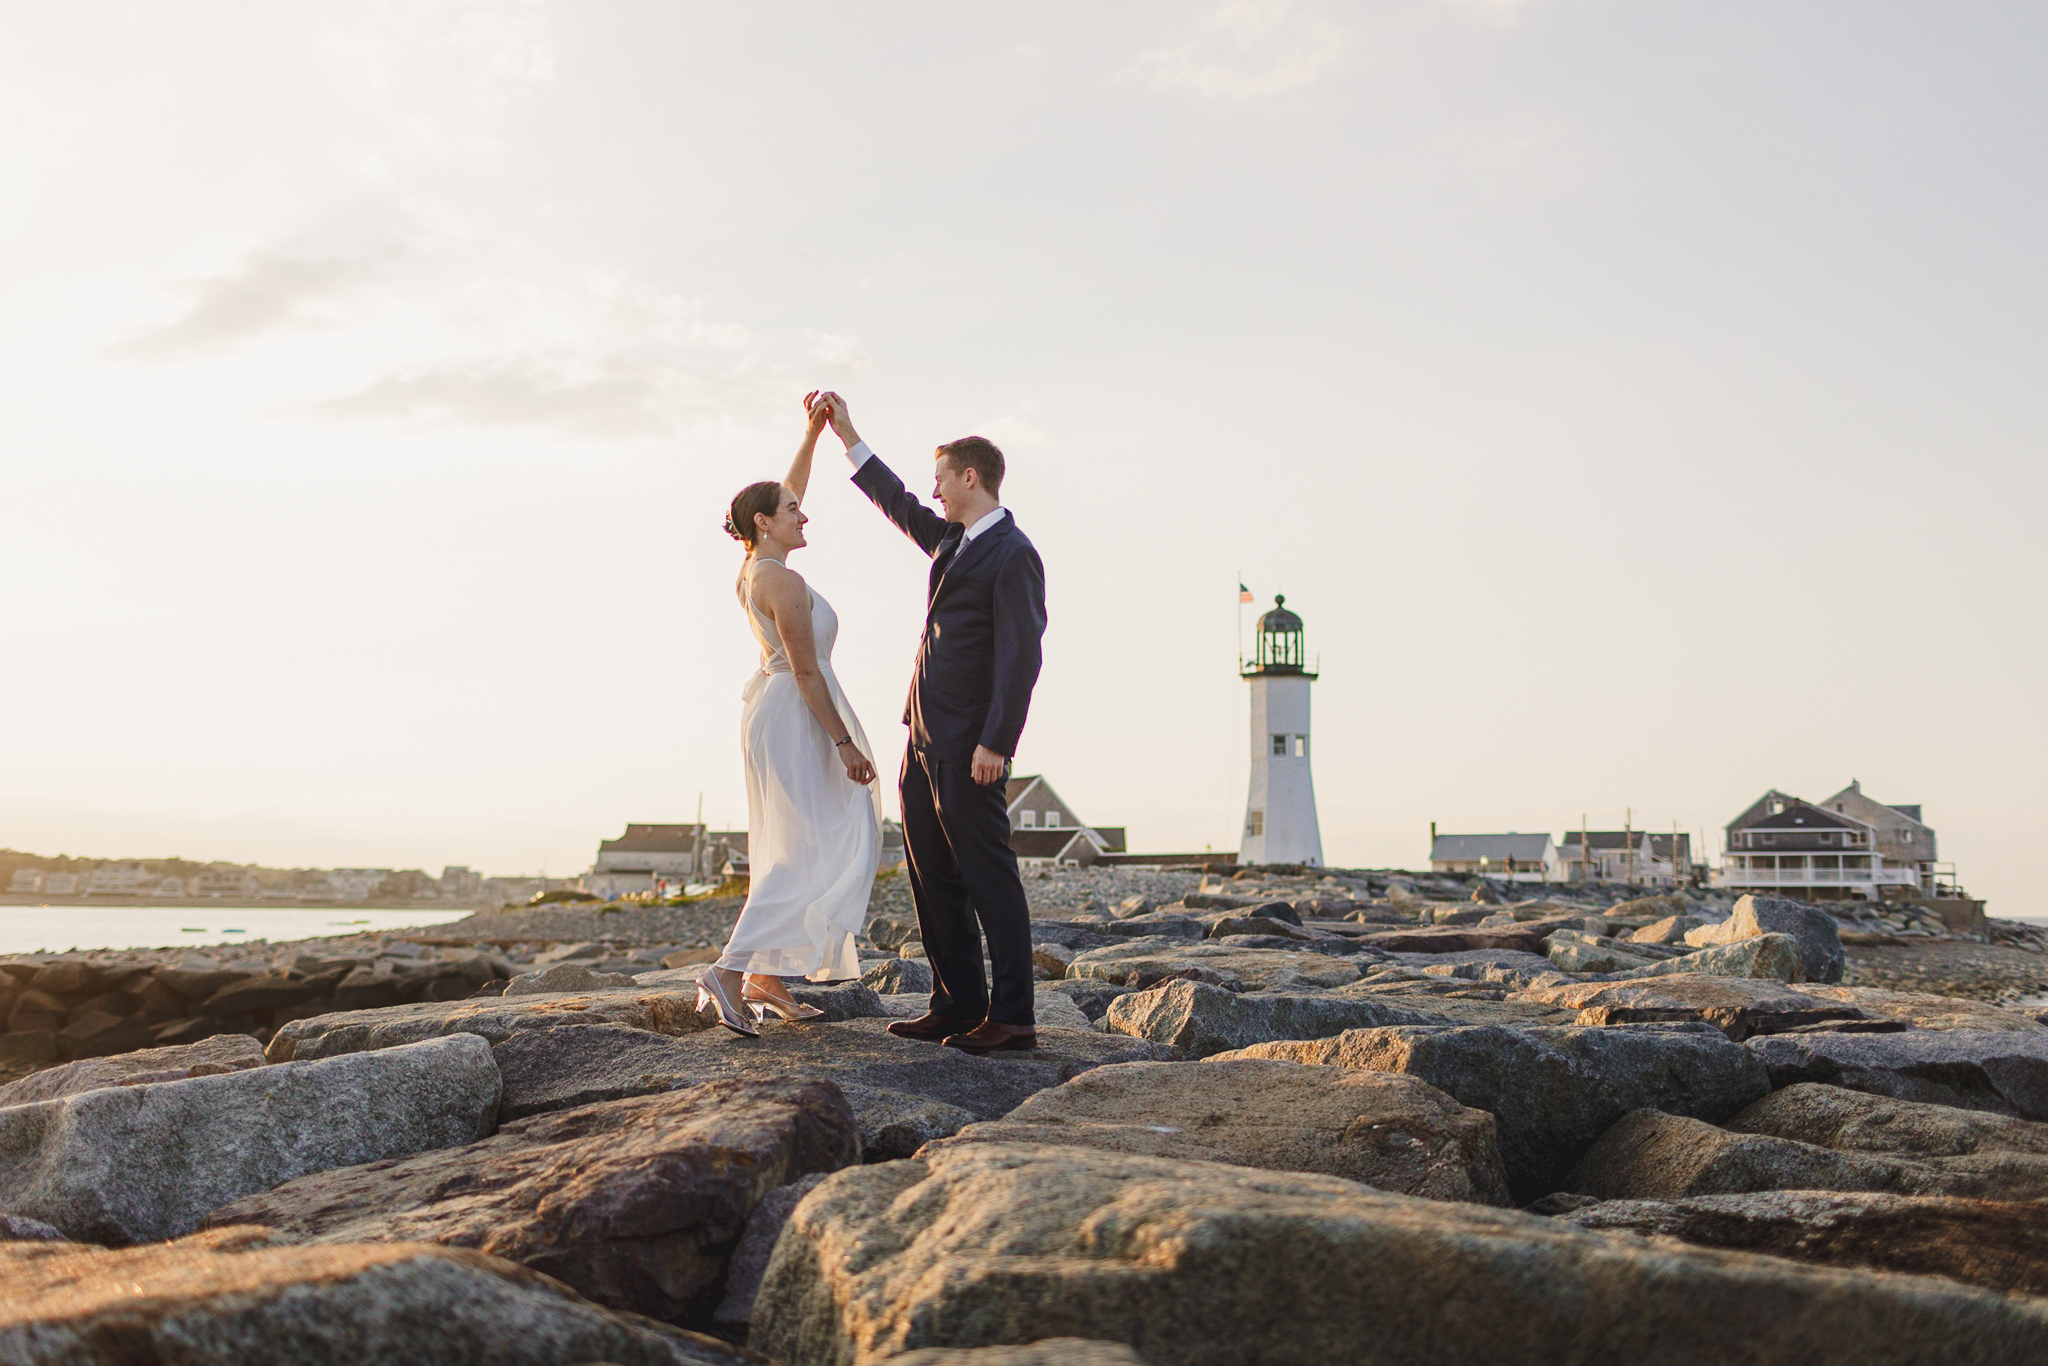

{"left": 786, "top": 390, "right": 830, "bottom": 502}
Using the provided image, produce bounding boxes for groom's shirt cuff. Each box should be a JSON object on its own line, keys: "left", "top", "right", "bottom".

{"left": 844, "top": 440, "right": 875, "bottom": 470}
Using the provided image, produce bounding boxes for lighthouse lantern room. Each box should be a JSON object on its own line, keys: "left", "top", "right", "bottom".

{"left": 1240, "top": 595, "right": 1324, "bottom": 867}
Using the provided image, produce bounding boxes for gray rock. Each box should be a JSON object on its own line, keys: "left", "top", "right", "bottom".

{"left": 501, "top": 962, "right": 637, "bottom": 995}
{"left": 930, "top": 1058, "right": 1512, "bottom": 1204}
{"left": 1686, "top": 894, "right": 1845, "bottom": 984}
{"left": 1619, "top": 934, "right": 1806, "bottom": 983}
{"left": 0, "top": 1214, "right": 66, "bottom": 1242}
{"left": 836, "top": 1085, "right": 980, "bottom": 1159}
{"left": 1726, "top": 1082, "right": 2048, "bottom": 1198}
{"left": 1545, "top": 932, "right": 1661, "bottom": 976}
{"left": 1559, "top": 1190, "right": 2048, "bottom": 1297}
{"left": 1031, "top": 942, "right": 1076, "bottom": 977}
{"left": 889, "top": 1344, "right": 1148, "bottom": 1366}
{"left": 860, "top": 958, "right": 933, "bottom": 999}
{"left": 752, "top": 1141, "right": 2048, "bottom": 1366}
{"left": 0, "top": 1034, "right": 500, "bottom": 1245}
{"left": 1630, "top": 914, "right": 1708, "bottom": 945}
{"left": 1747, "top": 1029, "right": 2048, "bottom": 1120}
{"left": 1797, "top": 985, "right": 2048, "bottom": 1033}
{"left": 208, "top": 1078, "right": 858, "bottom": 1327}
{"left": 1731, "top": 1081, "right": 2048, "bottom": 1157}
{"left": 488, "top": 1017, "right": 1167, "bottom": 1147}
{"left": 265, "top": 985, "right": 713, "bottom": 1062}
{"left": 0, "top": 1033, "right": 264, "bottom": 1108}
{"left": 1565, "top": 1109, "right": 1929, "bottom": 1200}
{"left": 1031, "top": 990, "right": 1093, "bottom": 1032}
{"left": 782, "top": 980, "right": 894, "bottom": 1021}
{"left": 1041, "top": 978, "right": 1133, "bottom": 1022}
{"left": 713, "top": 1172, "right": 829, "bottom": 1334}
{"left": 0, "top": 1225, "right": 750, "bottom": 1364}
{"left": 1114, "top": 896, "right": 1158, "bottom": 920}
{"left": 1521, "top": 974, "right": 1870, "bottom": 1040}
{"left": 1104, "top": 981, "right": 1449, "bottom": 1058}
{"left": 1069, "top": 939, "right": 1364, "bottom": 992}
{"left": 1220, "top": 1023, "right": 1770, "bottom": 1201}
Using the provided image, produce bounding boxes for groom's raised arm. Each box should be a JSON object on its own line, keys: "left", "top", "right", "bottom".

{"left": 848, "top": 444, "right": 950, "bottom": 558}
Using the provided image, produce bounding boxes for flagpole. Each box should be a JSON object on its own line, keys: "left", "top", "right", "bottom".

{"left": 1236, "top": 571, "right": 1244, "bottom": 672}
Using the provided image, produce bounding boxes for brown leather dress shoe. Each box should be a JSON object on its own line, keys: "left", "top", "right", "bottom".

{"left": 886, "top": 1012, "right": 979, "bottom": 1041}
{"left": 940, "top": 1021, "right": 1039, "bottom": 1054}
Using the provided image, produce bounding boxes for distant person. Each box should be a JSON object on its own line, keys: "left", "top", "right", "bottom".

{"left": 698, "top": 393, "right": 883, "bottom": 1037}
{"left": 817, "top": 391, "right": 1048, "bottom": 1053}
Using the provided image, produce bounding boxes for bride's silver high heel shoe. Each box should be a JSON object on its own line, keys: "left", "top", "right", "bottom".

{"left": 743, "top": 983, "right": 826, "bottom": 1022}
{"left": 696, "top": 970, "right": 761, "bottom": 1038}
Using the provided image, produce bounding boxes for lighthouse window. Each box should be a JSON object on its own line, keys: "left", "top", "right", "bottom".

{"left": 1293, "top": 735, "right": 1307, "bottom": 757}
{"left": 1271, "top": 734, "right": 1287, "bottom": 756}
{"left": 1247, "top": 810, "right": 1264, "bottom": 836}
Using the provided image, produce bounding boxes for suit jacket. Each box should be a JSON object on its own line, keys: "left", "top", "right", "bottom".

{"left": 853, "top": 454, "right": 1046, "bottom": 761}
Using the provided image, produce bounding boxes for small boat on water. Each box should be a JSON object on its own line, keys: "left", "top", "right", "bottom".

{"left": 180, "top": 927, "right": 205, "bottom": 933}
{"left": 222, "top": 928, "right": 246, "bottom": 934}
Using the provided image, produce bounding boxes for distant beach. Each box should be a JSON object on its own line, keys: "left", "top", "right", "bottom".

{"left": 0, "top": 904, "right": 475, "bottom": 956}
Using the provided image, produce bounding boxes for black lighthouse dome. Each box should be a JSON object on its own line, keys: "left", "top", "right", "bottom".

{"left": 1244, "top": 594, "right": 1316, "bottom": 677}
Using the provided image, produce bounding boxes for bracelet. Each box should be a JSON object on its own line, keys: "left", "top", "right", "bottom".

{"left": 835, "top": 737, "right": 853, "bottom": 748}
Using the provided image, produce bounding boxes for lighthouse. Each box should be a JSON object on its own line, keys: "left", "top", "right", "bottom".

{"left": 1240, "top": 595, "right": 1323, "bottom": 866}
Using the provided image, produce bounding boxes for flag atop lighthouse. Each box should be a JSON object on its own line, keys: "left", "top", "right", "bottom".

{"left": 1240, "top": 594, "right": 1324, "bottom": 867}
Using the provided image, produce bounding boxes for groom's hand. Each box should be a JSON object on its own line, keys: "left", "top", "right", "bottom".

{"left": 820, "top": 391, "right": 861, "bottom": 448}
{"left": 970, "top": 744, "right": 1008, "bottom": 786}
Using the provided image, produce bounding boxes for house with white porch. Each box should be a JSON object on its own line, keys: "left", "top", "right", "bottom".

{"left": 1715, "top": 788, "right": 1930, "bottom": 902}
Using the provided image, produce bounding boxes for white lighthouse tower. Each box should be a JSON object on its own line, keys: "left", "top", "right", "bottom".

{"left": 1240, "top": 594, "right": 1323, "bottom": 867}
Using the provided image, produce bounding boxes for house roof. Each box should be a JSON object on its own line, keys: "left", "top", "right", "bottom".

{"left": 1560, "top": 831, "right": 1692, "bottom": 858}
{"left": 1010, "top": 828, "right": 1095, "bottom": 859}
{"left": 599, "top": 823, "right": 704, "bottom": 854}
{"left": 1732, "top": 798, "right": 1866, "bottom": 834}
{"left": 1430, "top": 834, "right": 1555, "bottom": 863}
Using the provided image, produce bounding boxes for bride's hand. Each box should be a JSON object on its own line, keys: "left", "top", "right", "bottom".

{"left": 803, "top": 390, "right": 831, "bottom": 437}
{"left": 841, "top": 744, "right": 876, "bottom": 785}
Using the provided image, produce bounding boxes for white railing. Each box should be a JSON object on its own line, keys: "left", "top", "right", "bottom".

{"left": 1713, "top": 867, "right": 1921, "bottom": 888}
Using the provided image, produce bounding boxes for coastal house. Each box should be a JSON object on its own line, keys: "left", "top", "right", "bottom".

{"left": 1715, "top": 789, "right": 1926, "bottom": 902}
{"left": 8, "top": 869, "right": 42, "bottom": 894}
{"left": 43, "top": 872, "right": 78, "bottom": 896}
{"left": 194, "top": 868, "right": 259, "bottom": 899}
{"left": 1428, "top": 833, "right": 1565, "bottom": 883}
{"left": 1559, "top": 831, "right": 1693, "bottom": 886}
{"left": 1004, "top": 775, "right": 1127, "bottom": 866}
{"left": 86, "top": 862, "right": 152, "bottom": 895}
{"left": 586, "top": 823, "right": 705, "bottom": 899}
{"left": 439, "top": 866, "right": 483, "bottom": 899}
{"left": 154, "top": 877, "right": 186, "bottom": 898}
{"left": 1821, "top": 780, "right": 1943, "bottom": 895}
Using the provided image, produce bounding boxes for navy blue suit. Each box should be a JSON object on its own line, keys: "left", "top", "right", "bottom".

{"left": 853, "top": 453, "right": 1046, "bottom": 1025}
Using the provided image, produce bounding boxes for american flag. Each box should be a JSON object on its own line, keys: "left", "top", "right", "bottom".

{"left": 1238, "top": 583, "right": 1254, "bottom": 603}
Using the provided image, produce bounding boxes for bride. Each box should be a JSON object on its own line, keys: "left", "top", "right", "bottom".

{"left": 699, "top": 392, "right": 884, "bottom": 1036}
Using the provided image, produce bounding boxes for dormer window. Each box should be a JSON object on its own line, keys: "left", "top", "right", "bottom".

{"left": 1020, "top": 810, "right": 1037, "bottom": 828}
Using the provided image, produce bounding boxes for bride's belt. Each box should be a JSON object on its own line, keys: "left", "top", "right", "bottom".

{"left": 742, "top": 660, "right": 793, "bottom": 702}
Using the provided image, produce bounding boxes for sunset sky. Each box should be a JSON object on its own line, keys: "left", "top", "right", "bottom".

{"left": 2, "top": 3, "right": 2042, "bottom": 907}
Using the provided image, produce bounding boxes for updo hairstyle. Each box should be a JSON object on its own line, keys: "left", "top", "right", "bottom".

{"left": 724, "top": 481, "right": 785, "bottom": 548}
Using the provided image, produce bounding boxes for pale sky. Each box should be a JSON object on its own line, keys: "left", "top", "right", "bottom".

{"left": 2, "top": 3, "right": 2043, "bottom": 909}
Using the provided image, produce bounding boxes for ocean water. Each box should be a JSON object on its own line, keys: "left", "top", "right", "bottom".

{"left": 0, "top": 905, "right": 475, "bottom": 956}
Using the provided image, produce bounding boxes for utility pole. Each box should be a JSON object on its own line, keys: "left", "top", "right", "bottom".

{"left": 1624, "top": 808, "right": 1635, "bottom": 886}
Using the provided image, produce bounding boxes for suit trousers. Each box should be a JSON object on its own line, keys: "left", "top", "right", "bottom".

{"left": 898, "top": 748, "right": 1035, "bottom": 1026}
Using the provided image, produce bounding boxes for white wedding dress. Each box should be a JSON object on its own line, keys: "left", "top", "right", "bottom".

{"left": 716, "top": 557, "right": 883, "bottom": 981}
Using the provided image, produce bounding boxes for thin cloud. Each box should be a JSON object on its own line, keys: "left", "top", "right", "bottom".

{"left": 806, "top": 329, "right": 872, "bottom": 370}
{"left": 1121, "top": 1, "right": 1349, "bottom": 103}
{"left": 110, "top": 252, "right": 386, "bottom": 358}
{"left": 311, "top": 352, "right": 785, "bottom": 439}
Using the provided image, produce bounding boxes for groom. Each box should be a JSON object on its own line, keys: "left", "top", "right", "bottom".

{"left": 821, "top": 394, "right": 1047, "bottom": 1053}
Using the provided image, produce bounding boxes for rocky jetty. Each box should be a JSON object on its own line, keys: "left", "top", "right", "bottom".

{"left": 3, "top": 866, "right": 2048, "bottom": 1363}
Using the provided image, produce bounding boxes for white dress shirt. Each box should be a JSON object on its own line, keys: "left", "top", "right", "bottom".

{"left": 845, "top": 440, "right": 1007, "bottom": 541}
